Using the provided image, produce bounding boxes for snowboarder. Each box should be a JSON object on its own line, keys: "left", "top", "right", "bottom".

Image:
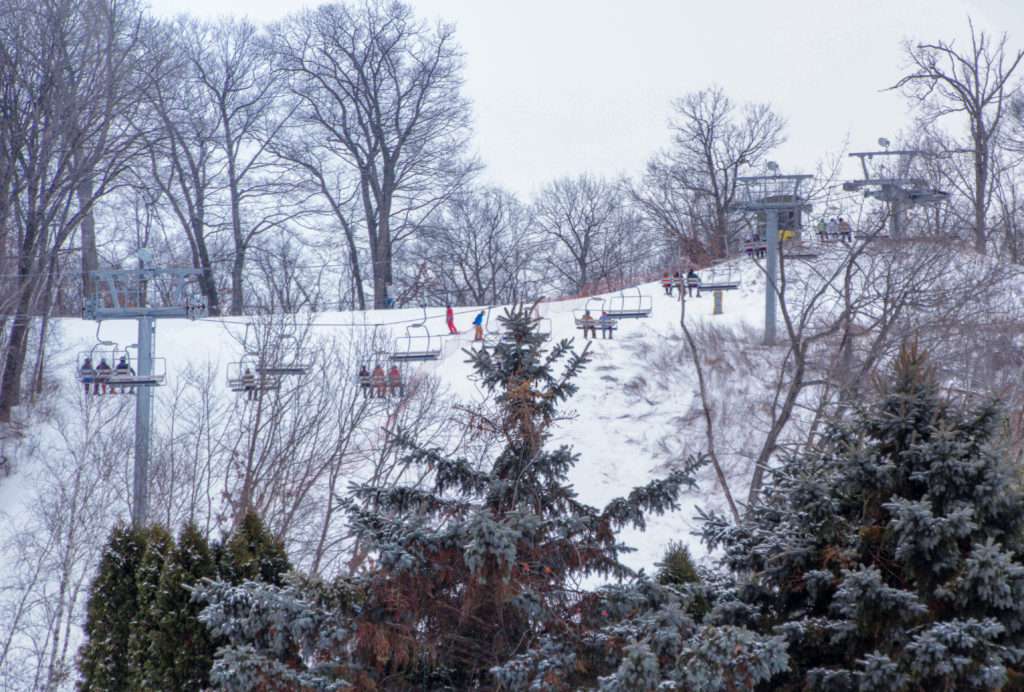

{"left": 388, "top": 365, "right": 405, "bottom": 397}
{"left": 472, "top": 311, "right": 485, "bottom": 342}
{"left": 358, "top": 365, "right": 371, "bottom": 399}
{"left": 446, "top": 305, "right": 458, "bottom": 334}
{"left": 599, "top": 311, "right": 614, "bottom": 339}
{"left": 372, "top": 364, "right": 387, "bottom": 398}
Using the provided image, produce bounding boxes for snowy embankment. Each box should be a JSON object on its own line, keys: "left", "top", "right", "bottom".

{"left": 3, "top": 257, "right": 777, "bottom": 574}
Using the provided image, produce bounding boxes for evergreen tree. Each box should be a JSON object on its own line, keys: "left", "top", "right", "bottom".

{"left": 140, "top": 522, "right": 218, "bottom": 691}
{"left": 126, "top": 523, "right": 174, "bottom": 687}
{"left": 196, "top": 303, "right": 702, "bottom": 690}
{"left": 340, "top": 302, "right": 699, "bottom": 688}
{"left": 216, "top": 508, "right": 290, "bottom": 585}
{"left": 698, "top": 345, "right": 1024, "bottom": 690}
{"left": 77, "top": 524, "right": 148, "bottom": 691}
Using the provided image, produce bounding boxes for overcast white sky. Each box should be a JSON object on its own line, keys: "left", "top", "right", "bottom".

{"left": 149, "top": 0, "right": 1024, "bottom": 197}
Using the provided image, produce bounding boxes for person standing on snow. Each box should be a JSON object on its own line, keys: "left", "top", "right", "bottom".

{"left": 446, "top": 305, "right": 458, "bottom": 334}
{"left": 472, "top": 310, "right": 485, "bottom": 341}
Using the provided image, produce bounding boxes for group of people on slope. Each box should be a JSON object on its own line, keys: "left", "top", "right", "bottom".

{"left": 446, "top": 305, "right": 485, "bottom": 341}
{"left": 358, "top": 364, "right": 406, "bottom": 399}
{"left": 662, "top": 270, "right": 702, "bottom": 298}
{"left": 80, "top": 356, "right": 134, "bottom": 395}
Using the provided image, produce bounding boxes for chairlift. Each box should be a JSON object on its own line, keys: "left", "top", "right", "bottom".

{"left": 606, "top": 286, "right": 652, "bottom": 319}
{"left": 238, "top": 325, "right": 310, "bottom": 377}
{"left": 76, "top": 326, "right": 166, "bottom": 394}
{"left": 483, "top": 315, "right": 553, "bottom": 348}
{"left": 572, "top": 297, "right": 606, "bottom": 327}
{"left": 226, "top": 358, "right": 281, "bottom": 395}
{"left": 390, "top": 323, "right": 441, "bottom": 361}
{"left": 699, "top": 263, "right": 741, "bottom": 291}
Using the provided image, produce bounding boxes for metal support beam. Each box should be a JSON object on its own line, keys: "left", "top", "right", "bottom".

{"left": 132, "top": 315, "right": 154, "bottom": 526}
{"left": 765, "top": 209, "right": 779, "bottom": 345}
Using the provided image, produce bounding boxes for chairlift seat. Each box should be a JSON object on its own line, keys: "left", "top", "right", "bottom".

{"left": 256, "top": 364, "right": 309, "bottom": 376}
{"left": 606, "top": 290, "right": 652, "bottom": 319}
{"left": 574, "top": 316, "right": 618, "bottom": 331}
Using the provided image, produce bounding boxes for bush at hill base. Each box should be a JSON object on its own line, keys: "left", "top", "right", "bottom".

{"left": 697, "top": 344, "right": 1024, "bottom": 691}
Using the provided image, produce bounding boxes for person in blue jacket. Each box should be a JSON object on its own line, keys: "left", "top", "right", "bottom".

{"left": 472, "top": 310, "right": 485, "bottom": 341}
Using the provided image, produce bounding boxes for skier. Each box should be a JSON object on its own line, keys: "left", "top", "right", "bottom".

{"left": 599, "top": 311, "right": 614, "bottom": 339}
{"left": 358, "top": 365, "right": 371, "bottom": 399}
{"left": 472, "top": 311, "right": 485, "bottom": 342}
{"left": 388, "top": 365, "right": 405, "bottom": 397}
{"left": 372, "top": 364, "right": 387, "bottom": 398}
{"left": 446, "top": 305, "right": 458, "bottom": 334}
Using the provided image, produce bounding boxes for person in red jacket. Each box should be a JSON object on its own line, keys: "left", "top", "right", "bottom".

{"left": 662, "top": 273, "right": 672, "bottom": 296}
{"left": 388, "top": 365, "right": 405, "bottom": 397}
{"left": 372, "top": 364, "right": 387, "bottom": 398}
{"left": 445, "top": 305, "right": 458, "bottom": 334}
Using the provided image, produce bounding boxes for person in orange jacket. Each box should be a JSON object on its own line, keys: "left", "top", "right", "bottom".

{"left": 372, "top": 364, "right": 387, "bottom": 398}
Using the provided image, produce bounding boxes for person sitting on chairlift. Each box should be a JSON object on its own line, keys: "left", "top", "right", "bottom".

{"left": 358, "top": 365, "right": 371, "bottom": 398}
{"left": 599, "top": 311, "right": 614, "bottom": 340}
{"left": 94, "top": 358, "right": 112, "bottom": 395}
{"left": 580, "top": 310, "right": 596, "bottom": 339}
{"left": 115, "top": 356, "right": 135, "bottom": 394}
{"left": 686, "top": 269, "right": 701, "bottom": 298}
{"left": 837, "top": 217, "right": 852, "bottom": 241}
{"left": 372, "top": 364, "right": 387, "bottom": 398}
{"left": 661, "top": 273, "right": 672, "bottom": 296}
{"left": 242, "top": 367, "right": 256, "bottom": 401}
{"left": 80, "top": 357, "right": 94, "bottom": 395}
{"left": 388, "top": 365, "right": 405, "bottom": 397}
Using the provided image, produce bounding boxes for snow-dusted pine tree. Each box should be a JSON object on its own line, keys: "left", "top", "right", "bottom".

{"left": 138, "top": 522, "right": 218, "bottom": 691}
{"left": 699, "top": 344, "right": 1024, "bottom": 690}
{"left": 77, "top": 524, "right": 148, "bottom": 691}
{"left": 197, "top": 303, "right": 701, "bottom": 690}
{"left": 340, "top": 302, "right": 698, "bottom": 688}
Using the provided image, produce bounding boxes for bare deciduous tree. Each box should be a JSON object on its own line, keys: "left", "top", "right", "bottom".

{"left": 271, "top": 0, "right": 477, "bottom": 310}
{"left": 893, "top": 19, "right": 1024, "bottom": 253}
{"left": 639, "top": 85, "right": 786, "bottom": 260}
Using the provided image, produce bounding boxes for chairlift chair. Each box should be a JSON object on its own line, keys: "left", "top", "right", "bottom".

{"left": 572, "top": 297, "right": 606, "bottom": 328}
{"left": 390, "top": 323, "right": 441, "bottom": 361}
{"left": 238, "top": 326, "right": 310, "bottom": 377}
{"left": 605, "top": 286, "right": 652, "bottom": 319}
{"left": 699, "top": 264, "right": 741, "bottom": 291}
{"left": 226, "top": 359, "right": 281, "bottom": 394}
{"left": 76, "top": 332, "right": 166, "bottom": 393}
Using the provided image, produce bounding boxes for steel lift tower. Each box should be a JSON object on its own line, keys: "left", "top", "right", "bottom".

{"left": 730, "top": 163, "right": 813, "bottom": 345}
{"left": 82, "top": 251, "right": 208, "bottom": 525}
{"left": 843, "top": 138, "right": 950, "bottom": 238}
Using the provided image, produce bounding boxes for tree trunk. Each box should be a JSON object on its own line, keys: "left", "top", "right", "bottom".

{"left": 77, "top": 177, "right": 98, "bottom": 301}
